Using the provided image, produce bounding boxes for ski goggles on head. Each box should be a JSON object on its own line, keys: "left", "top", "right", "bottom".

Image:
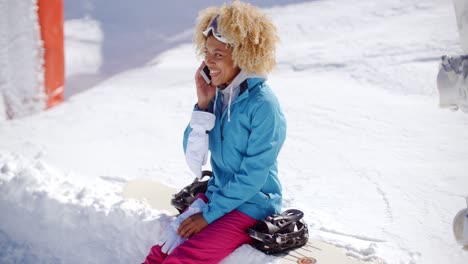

{"left": 202, "top": 15, "right": 230, "bottom": 44}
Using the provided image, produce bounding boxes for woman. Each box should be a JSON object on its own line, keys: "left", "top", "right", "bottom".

{"left": 143, "top": 1, "right": 286, "bottom": 263}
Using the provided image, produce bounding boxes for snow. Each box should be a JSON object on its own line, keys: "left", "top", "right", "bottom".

{"left": 0, "top": 0, "right": 45, "bottom": 119}
{"left": 1, "top": 0, "right": 468, "bottom": 263}
{"left": 64, "top": 18, "right": 103, "bottom": 78}
{"left": 453, "top": 0, "right": 468, "bottom": 53}
{"left": 0, "top": 152, "right": 173, "bottom": 263}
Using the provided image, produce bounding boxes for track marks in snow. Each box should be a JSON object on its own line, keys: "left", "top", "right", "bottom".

{"left": 320, "top": 227, "right": 387, "bottom": 243}
{"left": 355, "top": 168, "right": 394, "bottom": 224}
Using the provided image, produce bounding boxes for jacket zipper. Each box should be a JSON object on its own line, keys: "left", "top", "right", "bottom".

{"left": 218, "top": 89, "right": 250, "bottom": 167}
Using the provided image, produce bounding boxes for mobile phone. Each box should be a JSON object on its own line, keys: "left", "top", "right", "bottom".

{"left": 200, "top": 65, "right": 211, "bottom": 84}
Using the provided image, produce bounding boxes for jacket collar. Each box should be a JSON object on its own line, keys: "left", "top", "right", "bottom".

{"left": 214, "top": 72, "right": 266, "bottom": 121}
{"left": 239, "top": 77, "right": 266, "bottom": 96}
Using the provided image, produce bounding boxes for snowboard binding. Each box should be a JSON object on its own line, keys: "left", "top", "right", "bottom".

{"left": 248, "top": 209, "right": 309, "bottom": 255}
{"left": 170, "top": 170, "right": 212, "bottom": 213}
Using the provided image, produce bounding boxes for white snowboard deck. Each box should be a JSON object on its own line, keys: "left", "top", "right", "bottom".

{"left": 123, "top": 179, "right": 383, "bottom": 264}
{"left": 122, "top": 179, "right": 179, "bottom": 215}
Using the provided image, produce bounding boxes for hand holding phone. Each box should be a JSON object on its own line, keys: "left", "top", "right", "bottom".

{"left": 195, "top": 63, "right": 216, "bottom": 109}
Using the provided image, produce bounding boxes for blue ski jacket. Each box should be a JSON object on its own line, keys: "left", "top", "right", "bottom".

{"left": 183, "top": 77, "right": 287, "bottom": 224}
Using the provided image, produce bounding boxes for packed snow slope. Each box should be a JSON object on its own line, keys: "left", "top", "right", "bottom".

{"left": 1, "top": 0, "right": 468, "bottom": 263}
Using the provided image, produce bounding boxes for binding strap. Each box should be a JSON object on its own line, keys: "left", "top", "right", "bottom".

{"left": 248, "top": 209, "right": 309, "bottom": 254}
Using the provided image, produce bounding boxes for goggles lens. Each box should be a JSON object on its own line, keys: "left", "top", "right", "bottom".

{"left": 202, "top": 15, "right": 230, "bottom": 44}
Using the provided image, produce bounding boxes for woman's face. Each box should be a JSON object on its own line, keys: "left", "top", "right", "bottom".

{"left": 204, "top": 36, "right": 240, "bottom": 87}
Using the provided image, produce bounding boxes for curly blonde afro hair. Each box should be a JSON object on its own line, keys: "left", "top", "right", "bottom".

{"left": 194, "top": 1, "right": 279, "bottom": 75}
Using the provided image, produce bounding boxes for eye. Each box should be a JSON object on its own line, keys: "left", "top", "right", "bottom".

{"left": 215, "top": 53, "right": 223, "bottom": 58}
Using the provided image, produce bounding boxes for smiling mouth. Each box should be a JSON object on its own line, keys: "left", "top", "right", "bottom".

{"left": 210, "top": 70, "right": 220, "bottom": 78}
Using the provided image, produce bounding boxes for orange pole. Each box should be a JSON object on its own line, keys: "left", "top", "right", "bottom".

{"left": 38, "top": 0, "right": 64, "bottom": 108}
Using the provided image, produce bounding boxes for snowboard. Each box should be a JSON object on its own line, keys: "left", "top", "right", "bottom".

{"left": 122, "top": 179, "right": 383, "bottom": 264}
{"left": 122, "top": 179, "right": 179, "bottom": 215}
{"left": 276, "top": 240, "right": 380, "bottom": 264}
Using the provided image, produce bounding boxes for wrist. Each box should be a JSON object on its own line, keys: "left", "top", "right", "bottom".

{"left": 196, "top": 103, "right": 209, "bottom": 111}
{"left": 198, "top": 97, "right": 212, "bottom": 108}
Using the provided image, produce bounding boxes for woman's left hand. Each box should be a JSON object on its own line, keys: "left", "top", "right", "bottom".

{"left": 177, "top": 212, "right": 208, "bottom": 238}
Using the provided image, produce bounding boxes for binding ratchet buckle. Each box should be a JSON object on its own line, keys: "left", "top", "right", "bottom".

{"left": 248, "top": 209, "right": 309, "bottom": 254}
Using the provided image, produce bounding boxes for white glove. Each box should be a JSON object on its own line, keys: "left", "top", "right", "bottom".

{"left": 185, "top": 111, "right": 215, "bottom": 179}
{"left": 157, "top": 198, "right": 207, "bottom": 254}
{"left": 437, "top": 56, "right": 468, "bottom": 112}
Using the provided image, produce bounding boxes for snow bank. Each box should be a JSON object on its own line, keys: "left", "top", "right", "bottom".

{"left": 0, "top": 152, "right": 168, "bottom": 264}
{"left": 0, "top": 152, "right": 279, "bottom": 264}
{"left": 0, "top": 0, "right": 45, "bottom": 120}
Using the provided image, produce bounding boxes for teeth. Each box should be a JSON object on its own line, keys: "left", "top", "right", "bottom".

{"left": 211, "top": 70, "right": 220, "bottom": 74}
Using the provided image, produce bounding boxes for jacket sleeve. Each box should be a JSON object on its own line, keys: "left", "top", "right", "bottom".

{"left": 202, "top": 99, "right": 286, "bottom": 224}
{"left": 183, "top": 103, "right": 214, "bottom": 153}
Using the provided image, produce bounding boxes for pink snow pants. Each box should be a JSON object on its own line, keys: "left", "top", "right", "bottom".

{"left": 143, "top": 210, "right": 257, "bottom": 264}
